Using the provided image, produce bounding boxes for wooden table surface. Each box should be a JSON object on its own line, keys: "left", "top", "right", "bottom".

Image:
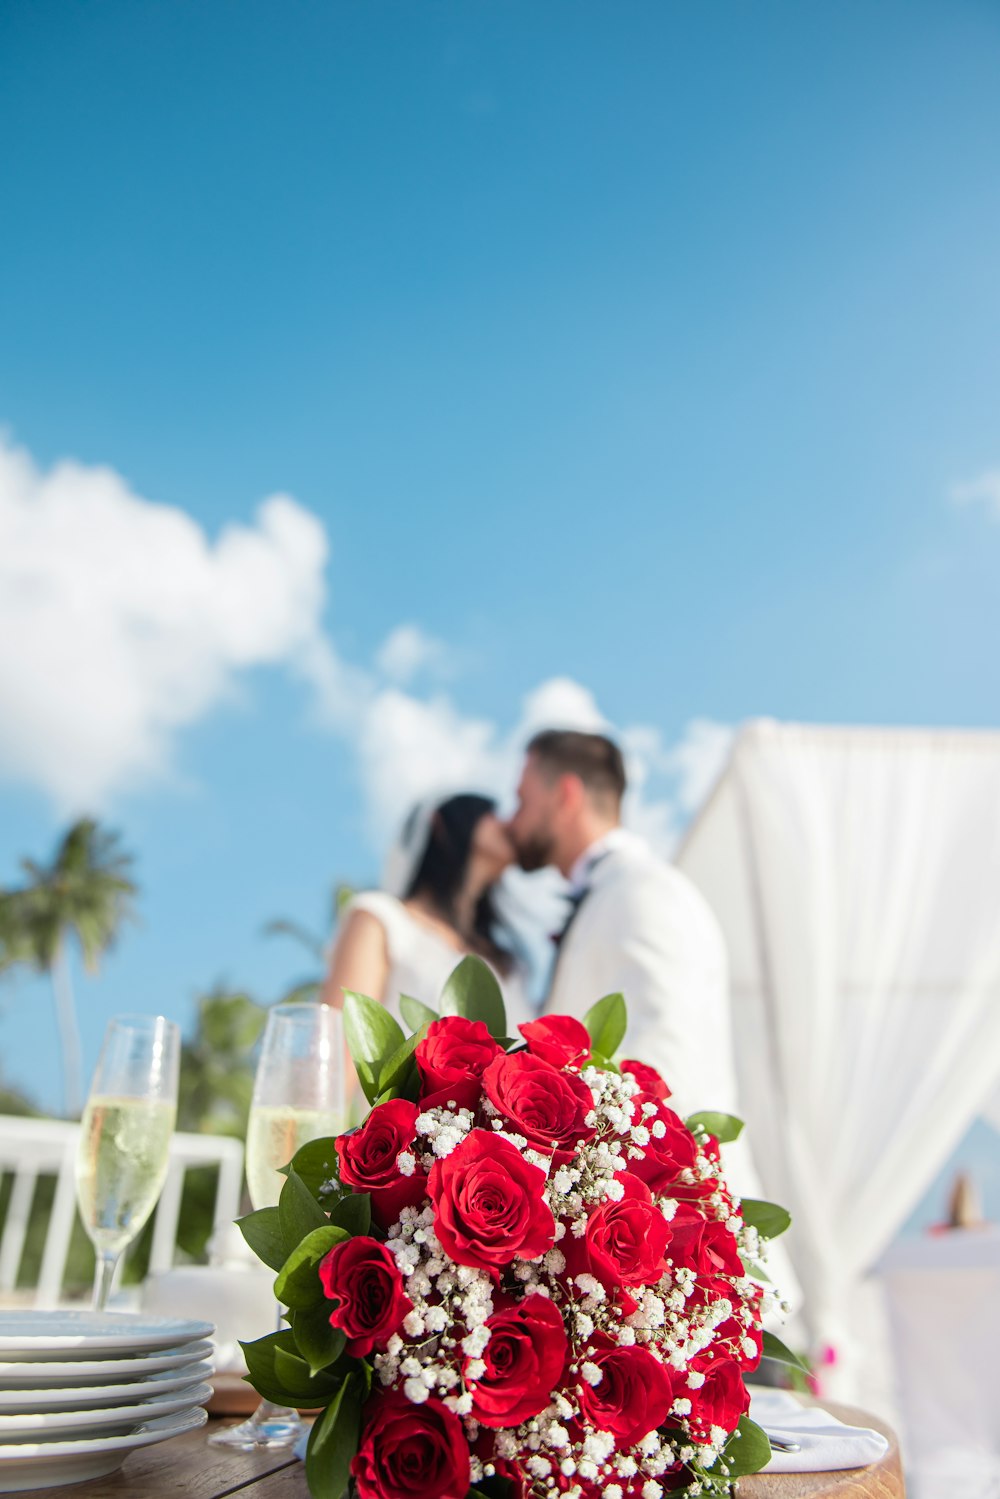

{"left": 25, "top": 1402, "right": 904, "bottom": 1498}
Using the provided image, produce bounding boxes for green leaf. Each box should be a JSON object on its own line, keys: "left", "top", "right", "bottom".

{"left": 583, "top": 1051, "right": 620, "bottom": 1074}
{"left": 761, "top": 1330, "right": 810, "bottom": 1372}
{"left": 235, "top": 1206, "right": 287, "bottom": 1272}
{"left": 305, "top": 1372, "right": 364, "bottom": 1499}
{"left": 741, "top": 1197, "right": 792, "bottom": 1239}
{"left": 438, "top": 955, "right": 507, "bottom": 1038}
{"left": 400, "top": 994, "right": 437, "bottom": 1032}
{"left": 278, "top": 1167, "right": 327, "bottom": 1247}
{"left": 343, "top": 991, "right": 406, "bottom": 1104}
{"left": 274, "top": 1223, "right": 348, "bottom": 1310}
{"left": 686, "top": 1110, "right": 745, "bottom": 1145}
{"left": 721, "top": 1415, "right": 772, "bottom": 1478}
{"left": 273, "top": 1345, "right": 344, "bottom": 1404}
{"left": 240, "top": 1329, "right": 343, "bottom": 1407}
{"left": 582, "top": 992, "right": 626, "bottom": 1057}
{"left": 286, "top": 1136, "right": 341, "bottom": 1197}
{"left": 291, "top": 1306, "right": 346, "bottom": 1377}
{"left": 328, "top": 1192, "right": 371, "bottom": 1237}
{"left": 377, "top": 1025, "right": 427, "bottom": 1096}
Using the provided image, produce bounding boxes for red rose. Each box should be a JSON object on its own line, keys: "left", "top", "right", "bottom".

{"left": 621, "top": 1058, "right": 671, "bottom": 1099}
{"left": 335, "top": 1100, "right": 426, "bottom": 1230}
{"left": 318, "top": 1235, "right": 412, "bottom": 1358}
{"left": 685, "top": 1353, "right": 750, "bottom": 1441}
{"left": 585, "top": 1173, "right": 671, "bottom": 1292}
{"left": 577, "top": 1337, "right": 677, "bottom": 1447}
{"left": 352, "top": 1391, "right": 470, "bottom": 1499}
{"left": 416, "top": 1017, "right": 502, "bottom": 1110}
{"left": 517, "top": 1015, "right": 591, "bottom": 1070}
{"left": 668, "top": 1203, "right": 744, "bottom": 1278}
{"left": 428, "top": 1130, "right": 555, "bottom": 1273}
{"left": 482, "top": 1052, "right": 595, "bottom": 1160}
{"left": 466, "top": 1293, "right": 568, "bottom": 1427}
{"left": 627, "top": 1096, "right": 698, "bottom": 1194}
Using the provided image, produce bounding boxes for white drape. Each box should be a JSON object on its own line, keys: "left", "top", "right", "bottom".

{"left": 677, "top": 721, "right": 1000, "bottom": 1395}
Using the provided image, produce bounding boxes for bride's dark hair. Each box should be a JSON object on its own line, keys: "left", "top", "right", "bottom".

{"left": 403, "top": 793, "right": 516, "bottom": 975}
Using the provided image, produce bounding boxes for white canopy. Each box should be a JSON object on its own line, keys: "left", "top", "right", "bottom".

{"left": 676, "top": 720, "right": 1000, "bottom": 1388}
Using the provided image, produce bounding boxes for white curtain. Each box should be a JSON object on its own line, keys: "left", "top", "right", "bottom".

{"left": 678, "top": 721, "right": 1000, "bottom": 1396}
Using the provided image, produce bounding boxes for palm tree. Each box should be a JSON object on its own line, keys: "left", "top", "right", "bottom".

{"left": 0, "top": 819, "right": 138, "bottom": 1118}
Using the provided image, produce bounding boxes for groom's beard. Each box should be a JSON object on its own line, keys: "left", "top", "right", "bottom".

{"left": 512, "top": 831, "right": 556, "bottom": 873}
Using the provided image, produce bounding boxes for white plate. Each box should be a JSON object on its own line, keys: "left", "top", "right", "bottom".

{"left": 0, "top": 1312, "right": 214, "bottom": 1359}
{"left": 0, "top": 1405, "right": 208, "bottom": 1491}
{"left": 0, "top": 1382, "right": 212, "bottom": 1440}
{"left": 0, "top": 1339, "right": 214, "bottom": 1387}
{"left": 0, "top": 1364, "right": 213, "bottom": 1414}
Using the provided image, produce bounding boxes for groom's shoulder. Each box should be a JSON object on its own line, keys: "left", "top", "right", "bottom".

{"left": 599, "top": 839, "right": 710, "bottom": 908}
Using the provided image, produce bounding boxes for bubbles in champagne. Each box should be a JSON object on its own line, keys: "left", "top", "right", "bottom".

{"left": 245, "top": 1105, "right": 345, "bottom": 1210}
{"left": 76, "top": 1096, "right": 176, "bottom": 1255}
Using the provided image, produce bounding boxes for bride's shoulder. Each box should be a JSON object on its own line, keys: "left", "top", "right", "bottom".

{"left": 341, "top": 888, "right": 407, "bottom": 937}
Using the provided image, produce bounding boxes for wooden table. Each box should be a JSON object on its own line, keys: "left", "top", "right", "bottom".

{"left": 26, "top": 1403, "right": 903, "bottom": 1498}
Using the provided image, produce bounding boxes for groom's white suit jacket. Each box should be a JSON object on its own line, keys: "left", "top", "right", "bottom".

{"left": 545, "top": 828, "right": 739, "bottom": 1122}
{"left": 545, "top": 827, "right": 803, "bottom": 1317}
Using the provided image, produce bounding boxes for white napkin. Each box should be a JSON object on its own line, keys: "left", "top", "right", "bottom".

{"left": 749, "top": 1388, "right": 890, "bottom": 1473}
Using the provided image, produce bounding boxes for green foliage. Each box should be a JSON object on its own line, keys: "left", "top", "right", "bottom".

{"left": 287, "top": 1136, "right": 341, "bottom": 1198}
{"left": 279, "top": 1168, "right": 327, "bottom": 1246}
{"left": 741, "top": 1198, "right": 792, "bottom": 1239}
{"left": 274, "top": 1224, "right": 348, "bottom": 1310}
{"left": 328, "top": 1193, "right": 371, "bottom": 1237}
{"left": 0, "top": 819, "right": 137, "bottom": 977}
{"left": 685, "top": 1111, "right": 745, "bottom": 1145}
{"left": 719, "top": 1415, "right": 772, "bottom": 1477}
{"left": 305, "top": 1371, "right": 365, "bottom": 1499}
{"left": 582, "top": 992, "right": 626, "bottom": 1057}
{"left": 438, "top": 955, "right": 507, "bottom": 1037}
{"left": 342, "top": 991, "right": 406, "bottom": 1103}
{"left": 292, "top": 1306, "right": 346, "bottom": 1378}
{"left": 583, "top": 1052, "right": 620, "bottom": 1074}
{"left": 761, "top": 1329, "right": 810, "bottom": 1372}
{"left": 237, "top": 1206, "right": 289, "bottom": 1272}
{"left": 400, "top": 994, "right": 437, "bottom": 1031}
{"left": 0, "top": 818, "right": 138, "bottom": 1117}
{"left": 241, "top": 1328, "right": 345, "bottom": 1408}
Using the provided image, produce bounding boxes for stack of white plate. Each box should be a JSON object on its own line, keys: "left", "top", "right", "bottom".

{"left": 0, "top": 1311, "right": 214, "bottom": 1492}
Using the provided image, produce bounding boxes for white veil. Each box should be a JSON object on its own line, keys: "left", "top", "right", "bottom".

{"left": 380, "top": 796, "right": 443, "bottom": 899}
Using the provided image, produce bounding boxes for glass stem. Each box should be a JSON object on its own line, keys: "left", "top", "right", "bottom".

{"left": 92, "top": 1250, "right": 120, "bottom": 1311}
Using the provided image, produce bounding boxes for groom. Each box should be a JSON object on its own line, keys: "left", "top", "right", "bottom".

{"left": 507, "top": 728, "right": 739, "bottom": 1121}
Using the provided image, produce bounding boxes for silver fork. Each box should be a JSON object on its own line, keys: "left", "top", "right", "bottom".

{"left": 765, "top": 1436, "right": 802, "bottom": 1453}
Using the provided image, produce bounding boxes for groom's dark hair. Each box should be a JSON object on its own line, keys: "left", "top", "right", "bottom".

{"left": 526, "top": 730, "right": 627, "bottom": 810}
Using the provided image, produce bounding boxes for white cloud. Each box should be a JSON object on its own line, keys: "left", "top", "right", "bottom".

{"left": 0, "top": 433, "right": 731, "bottom": 864}
{"left": 949, "top": 469, "right": 1000, "bottom": 520}
{"left": 375, "top": 624, "right": 455, "bottom": 686}
{"left": 0, "top": 435, "right": 329, "bottom": 811}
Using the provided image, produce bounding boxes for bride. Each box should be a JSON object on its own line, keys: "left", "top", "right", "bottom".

{"left": 322, "top": 793, "right": 529, "bottom": 1028}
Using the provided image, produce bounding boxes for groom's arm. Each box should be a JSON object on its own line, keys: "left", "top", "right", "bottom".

{"left": 602, "top": 874, "right": 735, "bottom": 1119}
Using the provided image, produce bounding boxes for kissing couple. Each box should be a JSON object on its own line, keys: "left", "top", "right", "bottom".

{"left": 323, "top": 728, "right": 736, "bottom": 1123}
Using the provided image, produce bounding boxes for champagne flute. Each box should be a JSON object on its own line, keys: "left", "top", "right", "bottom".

{"left": 75, "top": 1014, "right": 180, "bottom": 1312}
{"left": 210, "top": 1002, "right": 346, "bottom": 1450}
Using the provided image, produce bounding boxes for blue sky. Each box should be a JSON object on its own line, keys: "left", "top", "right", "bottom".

{"left": 1, "top": 1, "right": 998, "bottom": 1227}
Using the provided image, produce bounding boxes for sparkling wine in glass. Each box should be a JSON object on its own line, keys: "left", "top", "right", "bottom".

{"left": 75, "top": 1014, "right": 180, "bottom": 1312}
{"left": 210, "top": 1001, "right": 346, "bottom": 1450}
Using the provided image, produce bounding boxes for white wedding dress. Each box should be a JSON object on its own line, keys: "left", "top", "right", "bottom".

{"left": 341, "top": 891, "right": 530, "bottom": 1033}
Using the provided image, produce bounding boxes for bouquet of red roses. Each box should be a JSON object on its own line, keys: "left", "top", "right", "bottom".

{"left": 238, "top": 959, "right": 797, "bottom": 1499}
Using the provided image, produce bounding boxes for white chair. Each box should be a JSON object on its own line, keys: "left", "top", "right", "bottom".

{"left": 0, "top": 1114, "right": 245, "bottom": 1307}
